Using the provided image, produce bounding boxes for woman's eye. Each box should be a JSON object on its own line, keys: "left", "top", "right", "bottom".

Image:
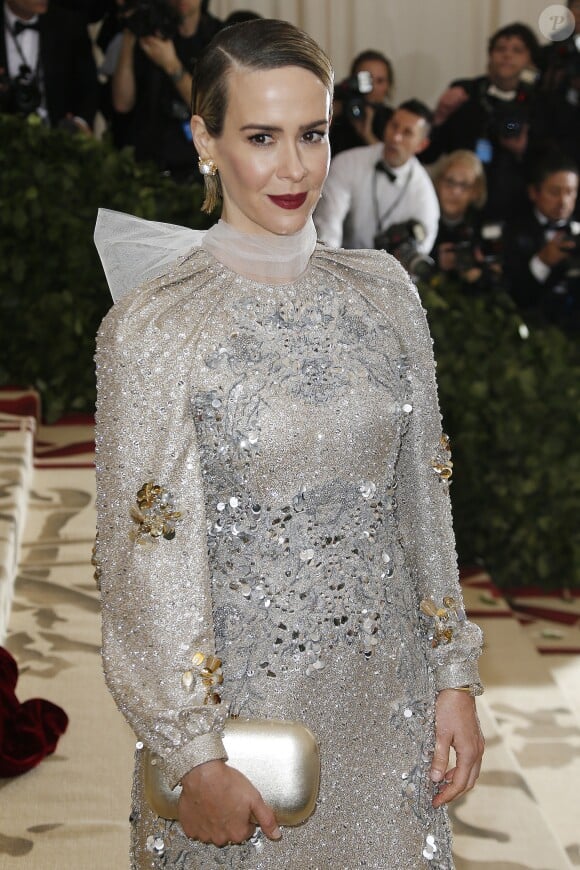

{"left": 303, "top": 130, "right": 327, "bottom": 143}
{"left": 248, "top": 133, "right": 273, "bottom": 145}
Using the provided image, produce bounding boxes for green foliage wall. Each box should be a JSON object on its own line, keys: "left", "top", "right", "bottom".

{"left": 420, "top": 279, "right": 580, "bottom": 592}
{"left": 0, "top": 114, "right": 213, "bottom": 422}
{"left": 1, "top": 115, "right": 578, "bottom": 591}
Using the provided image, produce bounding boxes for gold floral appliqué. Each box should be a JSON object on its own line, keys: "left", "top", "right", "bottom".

{"left": 181, "top": 652, "right": 223, "bottom": 705}
{"left": 130, "top": 482, "right": 182, "bottom": 543}
{"left": 420, "top": 596, "right": 465, "bottom": 647}
{"left": 430, "top": 433, "right": 453, "bottom": 481}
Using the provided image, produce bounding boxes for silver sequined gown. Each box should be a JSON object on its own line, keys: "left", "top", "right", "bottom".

{"left": 95, "top": 236, "right": 483, "bottom": 870}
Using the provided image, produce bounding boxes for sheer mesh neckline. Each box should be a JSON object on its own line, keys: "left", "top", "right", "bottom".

{"left": 201, "top": 218, "right": 317, "bottom": 285}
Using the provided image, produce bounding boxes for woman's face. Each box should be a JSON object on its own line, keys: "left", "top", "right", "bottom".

{"left": 436, "top": 161, "right": 480, "bottom": 220}
{"left": 194, "top": 65, "right": 331, "bottom": 237}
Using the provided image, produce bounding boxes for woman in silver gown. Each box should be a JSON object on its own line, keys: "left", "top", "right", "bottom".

{"left": 95, "top": 19, "right": 485, "bottom": 869}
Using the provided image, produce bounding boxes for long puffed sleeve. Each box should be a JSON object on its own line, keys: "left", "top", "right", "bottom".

{"left": 391, "top": 267, "right": 483, "bottom": 692}
{"left": 94, "top": 264, "right": 229, "bottom": 787}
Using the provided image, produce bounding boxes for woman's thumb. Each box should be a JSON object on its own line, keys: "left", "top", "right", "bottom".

{"left": 251, "top": 798, "right": 282, "bottom": 841}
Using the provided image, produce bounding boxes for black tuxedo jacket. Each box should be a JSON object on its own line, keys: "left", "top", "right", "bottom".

{"left": 0, "top": 4, "right": 98, "bottom": 127}
{"left": 503, "top": 210, "right": 579, "bottom": 327}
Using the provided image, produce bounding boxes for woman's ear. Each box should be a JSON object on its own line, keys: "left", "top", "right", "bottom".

{"left": 190, "top": 115, "right": 215, "bottom": 160}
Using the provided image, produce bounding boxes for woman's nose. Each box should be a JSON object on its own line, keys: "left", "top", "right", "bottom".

{"left": 279, "top": 144, "right": 307, "bottom": 181}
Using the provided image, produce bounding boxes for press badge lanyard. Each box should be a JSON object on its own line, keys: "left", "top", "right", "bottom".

{"left": 373, "top": 162, "right": 414, "bottom": 232}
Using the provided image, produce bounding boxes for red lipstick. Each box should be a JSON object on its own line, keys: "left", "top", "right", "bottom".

{"left": 268, "top": 193, "right": 308, "bottom": 209}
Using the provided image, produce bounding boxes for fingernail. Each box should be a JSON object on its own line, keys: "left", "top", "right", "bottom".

{"left": 430, "top": 769, "right": 443, "bottom": 782}
{"left": 272, "top": 826, "right": 282, "bottom": 839}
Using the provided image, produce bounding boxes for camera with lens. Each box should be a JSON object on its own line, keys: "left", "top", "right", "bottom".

{"left": 473, "top": 221, "right": 505, "bottom": 288}
{"left": 374, "top": 220, "right": 436, "bottom": 282}
{"left": 122, "top": 0, "right": 180, "bottom": 39}
{"left": 483, "top": 68, "right": 538, "bottom": 140}
{"left": 479, "top": 221, "right": 503, "bottom": 264}
{"left": 440, "top": 222, "right": 479, "bottom": 273}
{"left": 487, "top": 97, "right": 532, "bottom": 140}
{"left": 562, "top": 223, "right": 580, "bottom": 252}
{"left": 0, "top": 64, "right": 41, "bottom": 116}
{"left": 333, "top": 70, "right": 373, "bottom": 121}
{"left": 453, "top": 222, "right": 503, "bottom": 275}
{"left": 452, "top": 239, "right": 479, "bottom": 273}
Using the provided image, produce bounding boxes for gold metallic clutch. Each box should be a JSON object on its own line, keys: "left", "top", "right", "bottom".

{"left": 143, "top": 718, "right": 320, "bottom": 826}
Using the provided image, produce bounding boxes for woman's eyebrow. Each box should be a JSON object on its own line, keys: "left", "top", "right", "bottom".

{"left": 239, "top": 119, "right": 329, "bottom": 133}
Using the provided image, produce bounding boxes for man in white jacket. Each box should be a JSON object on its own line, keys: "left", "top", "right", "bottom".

{"left": 315, "top": 99, "right": 439, "bottom": 254}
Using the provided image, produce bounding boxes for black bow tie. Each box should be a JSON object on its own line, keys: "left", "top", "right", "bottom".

{"left": 13, "top": 20, "right": 40, "bottom": 36}
{"left": 545, "top": 220, "right": 569, "bottom": 232}
{"left": 375, "top": 160, "right": 397, "bottom": 183}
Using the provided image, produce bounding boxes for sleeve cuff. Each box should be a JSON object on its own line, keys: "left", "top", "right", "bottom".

{"left": 165, "top": 730, "right": 228, "bottom": 789}
{"left": 529, "top": 255, "right": 550, "bottom": 284}
{"left": 434, "top": 659, "right": 483, "bottom": 694}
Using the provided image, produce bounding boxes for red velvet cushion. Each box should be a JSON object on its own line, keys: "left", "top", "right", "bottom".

{"left": 0, "top": 647, "right": 68, "bottom": 777}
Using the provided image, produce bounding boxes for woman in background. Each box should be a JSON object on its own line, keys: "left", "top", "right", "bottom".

{"left": 431, "top": 150, "right": 490, "bottom": 290}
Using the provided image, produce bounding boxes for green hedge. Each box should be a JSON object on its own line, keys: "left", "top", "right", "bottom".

{"left": 1, "top": 115, "right": 578, "bottom": 591}
{"left": 0, "top": 114, "right": 212, "bottom": 422}
{"left": 419, "top": 278, "right": 580, "bottom": 591}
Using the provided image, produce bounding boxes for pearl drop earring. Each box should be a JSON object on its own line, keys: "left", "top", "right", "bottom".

{"left": 198, "top": 157, "right": 218, "bottom": 176}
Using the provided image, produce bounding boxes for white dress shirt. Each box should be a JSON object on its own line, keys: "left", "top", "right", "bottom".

{"left": 4, "top": 4, "right": 40, "bottom": 79}
{"left": 314, "top": 142, "right": 440, "bottom": 253}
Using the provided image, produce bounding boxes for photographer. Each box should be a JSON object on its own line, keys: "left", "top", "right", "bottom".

{"left": 503, "top": 151, "right": 580, "bottom": 331}
{"left": 536, "top": 0, "right": 580, "bottom": 181}
{"left": 111, "top": 0, "right": 221, "bottom": 181}
{"left": 0, "top": 0, "right": 98, "bottom": 131}
{"left": 421, "top": 23, "right": 540, "bottom": 222}
{"left": 314, "top": 99, "right": 439, "bottom": 263}
{"left": 430, "top": 150, "right": 503, "bottom": 292}
{"left": 330, "top": 49, "right": 394, "bottom": 156}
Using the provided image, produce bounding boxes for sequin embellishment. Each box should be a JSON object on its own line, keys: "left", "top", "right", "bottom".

{"left": 129, "top": 482, "right": 182, "bottom": 543}
{"left": 146, "top": 835, "right": 165, "bottom": 856}
{"left": 423, "top": 833, "right": 439, "bottom": 860}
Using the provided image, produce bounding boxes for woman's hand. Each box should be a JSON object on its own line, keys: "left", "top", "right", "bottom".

{"left": 178, "top": 759, "right": 282, "bottom": 846}
{"left": 430, "top": 689, "right": 484, "bottom": 808}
